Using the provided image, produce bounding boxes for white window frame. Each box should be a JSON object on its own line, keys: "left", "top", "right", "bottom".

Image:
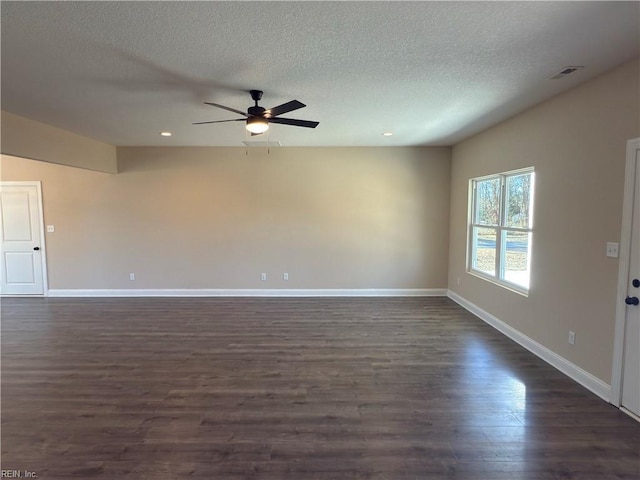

{"left": 467, "top": 167, "right": 535, "bottom": 295}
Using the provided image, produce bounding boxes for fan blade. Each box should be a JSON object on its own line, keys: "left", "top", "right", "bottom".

{"left": 265, "top": 100, "right": 305, "bottom": 118}
{"left": 269, "top": 117, "right": 319, "bottom": 128}
{"left": 193, "top": 118, "right": 245, "bottom": 125}
{"left": 203, "top": 102, "right": 248, "bottom": 117}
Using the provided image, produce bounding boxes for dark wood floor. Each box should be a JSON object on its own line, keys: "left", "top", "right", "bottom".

{"left": 1, "top": 297, "right": 638, "bottom": 479}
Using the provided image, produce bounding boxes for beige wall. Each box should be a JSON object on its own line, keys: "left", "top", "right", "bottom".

{"left": 1, "top": 111, "right": 117, "bottom": 173}
{"left": 0, "top": 146, "right": 451, "bottom": 290}
{"left": 448, "top": 58, "right": 640, "bottom": 384}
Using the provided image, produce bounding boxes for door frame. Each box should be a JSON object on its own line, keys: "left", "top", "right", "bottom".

{"left": 0, "top": 180, "right": 49, "bottom": 296}
{"left": 611, "top": 137, "right": 640, "bottom": 407}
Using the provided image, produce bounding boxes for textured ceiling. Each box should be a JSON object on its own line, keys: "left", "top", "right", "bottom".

{"left": 1, "top": 1, "right": 638, "bottom": 147}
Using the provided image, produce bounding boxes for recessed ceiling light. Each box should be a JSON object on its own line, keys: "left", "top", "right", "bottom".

{"left": 382, "top": 132, "right": 393, "bottom": 136}
{"left": 159, "top": 131, "right": 172, "bottom": 137}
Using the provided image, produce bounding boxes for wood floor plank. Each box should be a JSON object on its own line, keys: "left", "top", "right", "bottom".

{"left": 1, "top": 297, "right": 638, "bottom": 479}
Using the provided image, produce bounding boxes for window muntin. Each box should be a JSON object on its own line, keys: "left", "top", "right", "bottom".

{"left": 469, "top": 169, "right": 534, "bottom": 293}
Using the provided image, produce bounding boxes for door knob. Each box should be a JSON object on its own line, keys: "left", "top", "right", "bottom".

{"left": 33, "top": 247, "right": 40, "bottom": 251}
{"left": 633, "top": 279, "right": 640, "bottom": 288}
{"left": 625, "top": 296, "right": 639, "bottom": 306}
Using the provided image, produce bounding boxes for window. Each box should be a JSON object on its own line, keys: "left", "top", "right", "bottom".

{"left": 468, "top": 168, "right": 534, "bottom": 293}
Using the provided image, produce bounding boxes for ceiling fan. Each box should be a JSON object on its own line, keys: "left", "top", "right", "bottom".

{"left": 193, "top": 90, "right": 319, "bottom": 135}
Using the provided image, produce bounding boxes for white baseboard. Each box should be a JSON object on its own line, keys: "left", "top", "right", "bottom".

{"left": 47, "top": 288, "right": 447, "bottom": 298}
{"left": 447, "top": 290, "right": 611, "bottom": 402}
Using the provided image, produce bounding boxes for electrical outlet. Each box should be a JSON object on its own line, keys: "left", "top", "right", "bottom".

{"left": 283, "top": 272, "right": 289, "bottom": 281}
{"left": 568, "top": 331, "right": 575, "bottom": 345}
{"left": 606, "top": 242, "right": 619, "bottom": 258}
{"left": 261, "top": 273, "right": 267, "bottom": 281}
{"left": 129, "top": 273, "right": 135, "bottom": 281}
{"left": 46, "top": 225, "right": 55, "bottom": 233}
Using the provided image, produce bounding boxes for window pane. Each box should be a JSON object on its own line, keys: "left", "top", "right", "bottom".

{"left": 474, "top": 178, "right": 501, "bottom": 226}
{"left": 472, "top": 226, "right": 497, "bottom": 276}
{"left": 505, "top": 173, "right": 532, "bottom": 228}
{"left": 501, "top": 230, "right": 531, "bottom": 289}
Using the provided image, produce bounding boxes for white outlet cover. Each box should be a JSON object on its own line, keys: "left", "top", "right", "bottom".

{"left": 606, "top": 242, "right": 619, "bottom": 258}
{"left": 47, "top": 225, "right": 55, "bottom": 233}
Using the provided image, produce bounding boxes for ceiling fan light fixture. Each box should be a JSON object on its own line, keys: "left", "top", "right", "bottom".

{"left": 246, "top": 117, "right": 269, "bottom": 134}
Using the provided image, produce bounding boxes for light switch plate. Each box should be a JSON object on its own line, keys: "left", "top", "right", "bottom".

{"left": 606, "top": 242, "right": 619, "bottom": 258}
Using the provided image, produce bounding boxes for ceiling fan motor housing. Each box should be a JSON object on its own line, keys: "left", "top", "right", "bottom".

{"left": 248, "top": 106, "right": 266, "bottom": 117}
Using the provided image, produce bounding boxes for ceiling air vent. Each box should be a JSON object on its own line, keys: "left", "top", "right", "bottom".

{"left": 242, "top": 140, "right": 282, "bottom": 147}
{"left": 549, "top": 66, "right": 584, "bottom": 80}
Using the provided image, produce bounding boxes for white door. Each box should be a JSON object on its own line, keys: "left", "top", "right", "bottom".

{"left": 0, "top": 182, "right": 46, "bottom": 295}
{"left": 621, "top": 144, "right": 640, "bottom": 416}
